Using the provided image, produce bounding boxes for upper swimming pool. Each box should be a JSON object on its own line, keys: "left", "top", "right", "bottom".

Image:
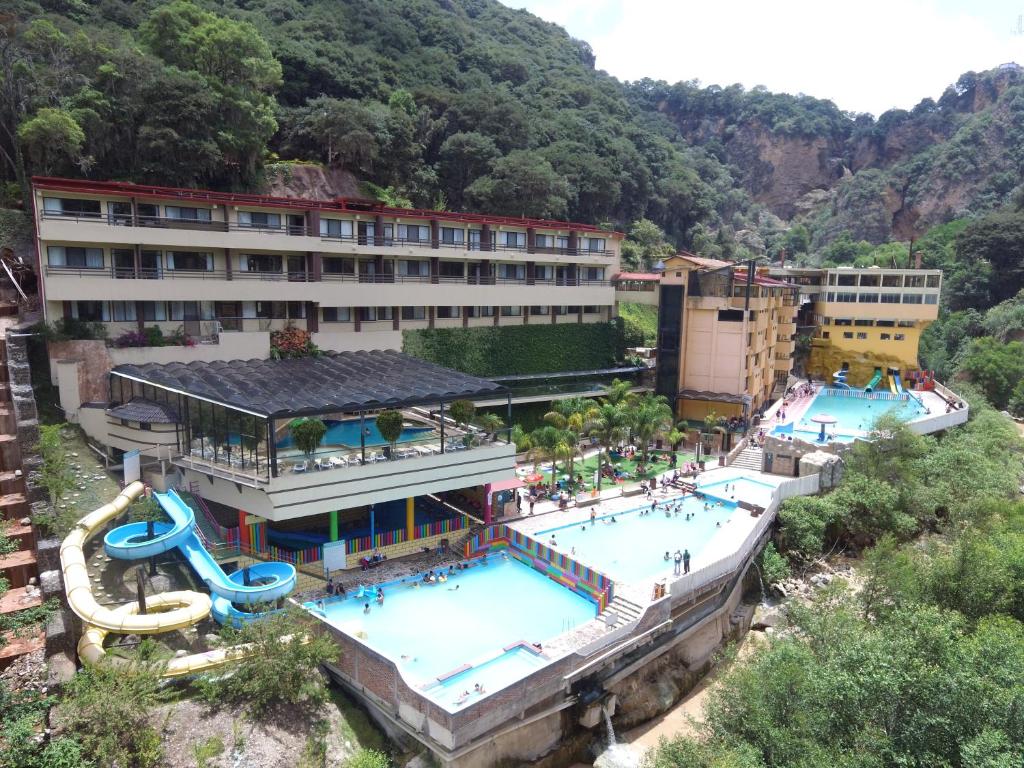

{"left": 773, "top": 389, "right": 925, "bottom": 443}
{"left": 306, "top": 557, "right": 594, "bottom": 698}
{"left": 276, "top": 417, "right": 434, "bottom": 450}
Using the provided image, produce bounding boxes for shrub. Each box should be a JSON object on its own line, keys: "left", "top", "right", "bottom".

{"left": 111, "top": 326, "right": 195, "bottom": 348}
{"left": 271, "top": 327, "right": 320, "bottom": 359}
{"left": 375, "top": 409, "right": 404, "bottom": 452}
{"left": 289, "top": 418, "right": 327, "bottom": 459}
{"left": 195, "top": 608, "right": 336, "bottom": 716}
{"left": 31, "top": 317, "right": 107, "bottom": 342}
{"left": 347, "top": 749, "right": 390, "bottom": 768}
{"left": 448, "top": 399, "right": 475, "bottom": 426}
{"left": 759, "top": 542, "right": 791, "bottom": 586}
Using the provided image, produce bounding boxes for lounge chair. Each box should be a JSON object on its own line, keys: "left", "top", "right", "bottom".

{"left": 328, "top": 455, "right": 347, "bottom": 468}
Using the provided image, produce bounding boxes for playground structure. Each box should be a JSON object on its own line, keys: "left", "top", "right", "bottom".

{"left": 59, "top": 482, "right": 297, "bottom": 676}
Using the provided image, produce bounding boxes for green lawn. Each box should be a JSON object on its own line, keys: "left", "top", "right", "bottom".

{"left": 528, "top": 449, "right": 703, "bottom": 492}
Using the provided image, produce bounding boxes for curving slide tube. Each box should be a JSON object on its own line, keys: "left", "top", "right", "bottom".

{"left": 60, "top": 483, "right": 297, "bottom": 675}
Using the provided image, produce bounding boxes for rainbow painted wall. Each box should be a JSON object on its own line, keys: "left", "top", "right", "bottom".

{"left": 466, "top": 525, "right": 614, "bottom": 612}
{"left": 346, "top": 515, "right": 466, "bottom": 555}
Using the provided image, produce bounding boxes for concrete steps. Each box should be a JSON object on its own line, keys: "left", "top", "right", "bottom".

{"left": 729, "top": 446, "right": 763, "bottom": 472}
{"left": 600, "top": 595, "right": 644, "bottom": 630}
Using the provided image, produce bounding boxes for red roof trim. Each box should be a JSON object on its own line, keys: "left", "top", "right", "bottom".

{"left": 31, "top": 176, "right": 623, "bottom": 236}
{"left": 612, "top": 272, "right": 661, "bottom": 281}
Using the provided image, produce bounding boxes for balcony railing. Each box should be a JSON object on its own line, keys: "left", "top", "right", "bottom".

{"left": 41, "top": 211, "right": 615, "bottom": 257}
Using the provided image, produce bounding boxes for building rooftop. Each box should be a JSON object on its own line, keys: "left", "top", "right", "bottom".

{"left": 612, "top": 272, "right": 661, "bottom": 282}
{"left": 32, "top": 176, "right": 621, "bottom": 236}
{"left": 107, "top": 398, "right": 180, "bottom": 424}
{"left": 112, "top": 351, "right": 507, "bottom": 418}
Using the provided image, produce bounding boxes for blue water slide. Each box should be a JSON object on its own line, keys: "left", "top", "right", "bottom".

{"left": 893, "top": 372, "right": 905, "bottom": 394}
{"left": 104, "top": 489, "right": 296, "bottom": 612}
{"left": 210, "top": 595, "right": 280, "bottom": 628}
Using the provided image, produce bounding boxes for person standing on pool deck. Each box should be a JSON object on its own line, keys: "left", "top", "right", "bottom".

{"left": 673, "top": 550, "right": 682, "bottom": 575}
{"left": 683, "top": 549, "right": 691, "bottom": 573}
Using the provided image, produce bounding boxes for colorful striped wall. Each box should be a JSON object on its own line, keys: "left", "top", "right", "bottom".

{"left": 263, "top": 543, "right": 323, "bottom": 566}
{"left": 465, "top": 525, "right": 614, "bottom": 612}
{"left": 346, "top": 515, "right": 466, "bottom": 555}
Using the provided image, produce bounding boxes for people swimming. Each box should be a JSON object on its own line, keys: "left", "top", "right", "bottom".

{"left": 363, "top": 603, "right": 370, "bottom": 614}
{"left": 376, "top": 587, "right": 384, "bottom": 605}
{"left": 448, "top": 583, "right": 460, "bottom": 591}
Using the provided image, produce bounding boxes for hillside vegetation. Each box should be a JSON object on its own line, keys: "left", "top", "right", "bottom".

{"left": 4, "top": 1, "right": 1024, "bottom": 265}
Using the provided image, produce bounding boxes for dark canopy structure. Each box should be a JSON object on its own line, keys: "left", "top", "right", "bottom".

{"left": 111, "top": 350, "right": 507, "bottom": 418}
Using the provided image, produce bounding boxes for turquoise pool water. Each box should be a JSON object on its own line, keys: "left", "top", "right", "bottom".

{"left": 773, "top": 390, "right": 924, "bottom": 443}
{"left": 537, "top": 497, "right": 736, "bottom": 583}
{"left": 276, "top": 417, "right": 434, "bottom": 449}
{"left": 307, "top": 557, "right": 594, "bottom": 690}
{"left": 697, "top": 476, "right": 777, "bottom": 508}
{"left": 426, "top": 646, "right": 550, "bottom": 707}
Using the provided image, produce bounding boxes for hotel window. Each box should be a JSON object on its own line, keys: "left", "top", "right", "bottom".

{"left": 137, "top": 203, "right": 158, "bottom": 222}
{"left": 322, "top": 307, "right": 352, "bottom": 323}
{"left": 905, "top": 275, "right": 926, "bottom": 288}
{"left": 321, "top": 218, "right": 353, "bottom": 238}
{"left": 42, "top": 197, "right": 101, "bottom": 217}
{"left": 855, "top": 319, "right": 873, "bottom": 326}
{"left": 834, "top": 318, "right": 852, "bottom": 326}
{"left": 501, "top": 306, "right": 523, "bottom": 316}
{"left": 502, "top": 231, "right": 526, "bottom": 249}
{"left": 882, "top": 274, "right": 903, "bottom": 287}
{"left": 876, "top": 320, "right": 895, "bottom": 327}
{"left": 468, "top": 230, "right": 482, "bottom": 251}
{"left": 835, "top": 292, "right": 857, "bottom": 303}
{"left": 856, "top": 332, "right": 867, "bottom": 340}
{"left": 821, "top": 331, "right": 830, "bottom": 339}
{"left": 530, "top": 306, "right": 550, "bottom": 315}
{"left": 843, "top": 332, "right": 854, "bottom": 339}
{"left": 109, "top": 201, "right": 132, "bottom": 224}
{"left": 826, "top": 292, "right": 835, "bottom": 301}
{"left": 581, "top": 266, "right": 605, "bottom": 281}
{"left": 287, "top": 302, "right": 306, "bottom": 320}
{"left": 166, "top": 252, "right": 213, "bottom": 271}
{"left": 169, "top": 301, "right": 215, "bottom": 320}
{"left": 880, "top": 293, "right": 901, "bottom": 303}
{"left": 858, "top": 293, "right": 878, "bottom": 303}
{"left": 497, "top": 263, "right": 526, "bottom": 281}
{"left": 241, "top": 254, "right": 282, "bottom": 273}
{"left": 837, "top": 274, "right": 857, "bottom": 286}
{"left": 468, "top": 306, "right": 494, "bottom": 318}
{"left": 895, "top": 333, "right": 905, "bottom": 341}
{"left": 897, "top": 320, "right": 915, "bottom": 327}
{"left": 438, "top": 261, "right": 464, "bottom": 279}
{"left": 437, "top": 306, "right": 461, "bottom": 319}
{"left": 902, "top": 293, "right": 924, "bottom": 304}
{"left": 535, "top": 234, "right": 551, "bottom": 248}
{"left": 323, "top": 257, "right": 355, "bottom": 275}
{"left": 859, "top": 274, "right": 880, "bottom": 287}
{"left": 47, "top": 246, "right": 104, "bottom": 269}
{"left": 828, "top": 274, "right": 838, "bottom": 285}
{"left": 238, "top": 211, "right": 281, "bottom": 229}
{"left": 108, "top": 301, "right": 137, "bottom": 322}
{"left": 399, "top": 260, "right": 429, "bottom": 277}
{"left": 141, "top": 302, "right": 167, "bottom": 322}
{"left": 557, "top": 236, "right": 569, "bottom": 250}
{"left": 567, "top": 305, "right": 581, "bottom": 314}
{"left": 398, "top": 224, "right": 429, "bottom": 242}
{"left": 70, "top": 301, "right": 104, "bottom": 321}
{"left": 440, "top": 227, "right": 464, "bottom": 245}
{"left": 534, "top": 265, "right": 552, "bottom": 281}
{"left": 112, "top": 248, "right": 135, "bottom": 278}
{"left": 925, "top": 294, "right": 938, "bottom": 304}
{"left": 583, "top": 305, "right": 602, "bottom": 314}
{"left": 585, "top": 237, "right": 606, "bottom": 252}
{"left": 880, "top": 333, "right": 891, "bottom": 340}
{"left": 926, "top": 274, "right": 940, "bottom": 288}
{"left": 165, "top": 206, "right": 211, "bottom": 222}
{"left": 401, "top": 306, "right": 426, "bottom": 320}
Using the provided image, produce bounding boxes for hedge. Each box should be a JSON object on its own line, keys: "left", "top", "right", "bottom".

{"left": 618, "top": 301, "right": 658, "bottom": 347}
{"left": 402, "top": 320, "right": 625, "bottom": 376}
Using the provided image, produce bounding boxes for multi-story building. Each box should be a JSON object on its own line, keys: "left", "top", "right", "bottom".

{"left": 31, "top": 177, "right": 622, "bottom": 366}
{"left": 769, "top": 265, "right": 941, "bottom": 387}
{"left": 654, "top": 254, "right": 798, "bottom": 423}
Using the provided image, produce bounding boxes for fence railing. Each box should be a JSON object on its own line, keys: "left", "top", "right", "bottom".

{"left": 186, "top": 483, "right": 239, "bottom": 546}
{"left": 823, "top": 387, "right": 907, "bottom": 402}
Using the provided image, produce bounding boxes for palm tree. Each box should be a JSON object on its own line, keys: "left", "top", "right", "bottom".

{"left": 542, "top": 397, "right": 588, "bottom": 481}
{"left": 604, "top": 377, "right": 633, "bottom": 406}
{"left": 584, "top": 401, "right": 628, "bottom": 491}
{"left": 477, "top": 412, "right": 504, "bottom": 441}
{"left": 629, "top": 392, "right": 674, "bottom": 467}
{"left": 528, "top": 425, "right": 574, "bottom": 490}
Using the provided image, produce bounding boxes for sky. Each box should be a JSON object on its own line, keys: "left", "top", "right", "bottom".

{"left": 503, "top": 0, "right": 1024, "bottom": 116}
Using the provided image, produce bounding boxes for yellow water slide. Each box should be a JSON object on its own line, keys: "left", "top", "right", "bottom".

{"left": 59, "top": 481, "right": 246, "bottom": 677}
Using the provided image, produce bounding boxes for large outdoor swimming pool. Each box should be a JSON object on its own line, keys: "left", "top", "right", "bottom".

{"left": 697, "top": 476, "right": 778, "bottom": 508}
{"left": 276, "top": 417, "right": 434, "bottom": 449}
{"left": 307, "top": 556, "right": 594, "bottom": 702}
{"left": 773, "top": 389, "right": 925, "bottom": 443}
{"left": 537, "top": 496, "right": 737, "bottom": 583}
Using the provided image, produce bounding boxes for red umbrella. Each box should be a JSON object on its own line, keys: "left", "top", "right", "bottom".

{"left": 525, "top": 473, "right": 543, "bottom": 483}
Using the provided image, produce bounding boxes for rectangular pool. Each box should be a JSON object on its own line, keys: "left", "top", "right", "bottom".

{"left": 307, "top": 557, "right": 594, "bottom": 689}
{"left": 696, "top": 476, "right": 777, "bottom": 508}
{"left": 776, "top": 389, "right": 925, "bottom": 443}
{"left": 536, "top": 497, "right": 737, "bottom": 583}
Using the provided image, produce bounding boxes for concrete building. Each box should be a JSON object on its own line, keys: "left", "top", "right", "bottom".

{"left": 654, "top": 254, "right": 798, "bottom": 423}
{"left": 769, "top": 265, "right": 941, "bottom": 388}
{"left": 30, "top": 176, "right": 622, "bottom": 372}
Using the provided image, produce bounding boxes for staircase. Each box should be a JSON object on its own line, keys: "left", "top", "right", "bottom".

{"left": 729, "top": 445, "right": 763, "bottom": 472}
{"left": 600, "top": 594, "right": 644, "bottom": 631}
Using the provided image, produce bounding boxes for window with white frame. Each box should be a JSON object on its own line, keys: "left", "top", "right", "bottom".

{"left": 502, "top": 231, "right": 526, "bottom": 249}
{"left": 42, "top": 197, "right": 101, "bottom": 217}
{"left": 535, "top": 234, "right": 551, "bottom": 248}
{"left": 322, "top": 307, "right": 352, "bottom": 323}
{"left": 585, "top": 237, "right": 606, "bottom": 252}
{"left": 165, "top": 206, "right": 211, "bottom": 221}
{"left": 440, "top": 227, "right": 464, "bottom": 245}
{"left": 497, "top": 263, "right": 525, "bottom": 280}
{"left": 108, "top": 301, "right": 137, "bottom": 322}
{"left": 468, "top": 230, "right": 482, "bottom": 250}
{"left": 47, "top": 246, "right": 103, "bottom": 269}
{"left": 320, "top": 218, "right": 353, "bottom": 238}
{"left": 166, "top": 252, "right": 213, "bottom": 271}
{"left": 70, "top": 301, "right": 104, "bottom": 321}
{"left": 398, "top": 224, "right": 429, "bottom": 242}
{"left": 238, "top": 211, "right": 281, "bottom": 229}
{"left": 399, "top": 260, "right": 429, "bottom": 277}
{"left": 534, "top": 264, "right": 552, "bottom": 281}
{"left": 500, "top": 305, "right": 522, "bottom": 316}
{"left": 401, "top": 306, "right": 426, "bottom": 320}
{"left": 141, "top": 302, "right": 167, "bottom": 321}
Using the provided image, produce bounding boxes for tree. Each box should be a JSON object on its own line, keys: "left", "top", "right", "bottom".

{"left": 438, "top": 131, "right": 499, "bottom": 209}
{"left": 17, "top": 107, "right": 84, "bottom": 175}
{"left": 288, "top": 418, "right": 326, "bottom": 460}
{"left": 585, "top": 401, "right": 628, "bottom": 490}
{"left": 465, "top": 151, "right": 570, "bottom": 219}
{"left": 196, "top": 608, "right": 336, "bottom": 716}
{"left": 375, "top": 409, "right": 404, "bottom": 456}
{"left": 542, "top": 398, "right": 588, "bottom": 481}
{"left": 528, "top": 425, "right": 573, "bottom": 490}
{"left": 619, "top": 218, "right": 675, "bottom": 271}
{"left": 954, "top": 211, "right": 1024, "bottom": 308}
{"left": 628, "top": 392, "right": 674, "bottom": 466}
{"left": 128, "top": 496, "right": 165, "bottom": 543}
{"left": 448, "top": 399, "right": 475, "bottom": 428}
{"left": 777, "top": 495, "right": 838, "bottom": 562}
{"left": 477, "top": 412, "right": 505, "bottom": 441}
{"left": 956, "top": 337, "right": 1024, "bottom": 410}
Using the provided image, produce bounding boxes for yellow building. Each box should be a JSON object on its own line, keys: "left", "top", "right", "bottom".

{"left": 654, "top": 254, "right": 798, "bottom": 423}
{"left": 797, "top": 267, "right": 941, "bottom": 387}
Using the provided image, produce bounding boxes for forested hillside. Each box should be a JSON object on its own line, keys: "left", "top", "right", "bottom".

{"left": 4, "top": 0, "right": 1024, "bottom": 267}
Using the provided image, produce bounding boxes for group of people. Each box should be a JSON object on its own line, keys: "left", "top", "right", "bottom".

{"left": 359, "top": 550, "right": 388, "bottom": 571}
{"left": 665, "top": 549, "right": 691, "bottom": 575}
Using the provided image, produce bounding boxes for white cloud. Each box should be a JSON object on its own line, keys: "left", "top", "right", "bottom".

{"left": 505, "top": 0, "right": 1024, "bottom": 115}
